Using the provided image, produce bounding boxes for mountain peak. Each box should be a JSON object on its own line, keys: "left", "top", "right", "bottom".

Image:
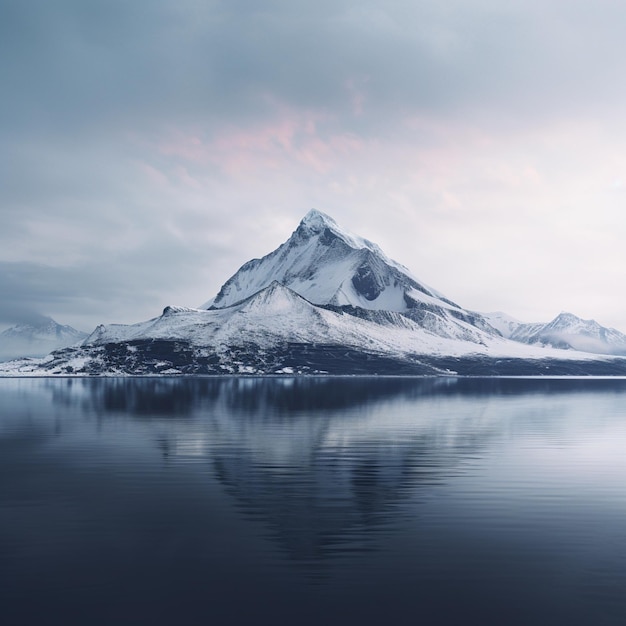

{"left": 555, "top": 311, "right": 581, "bottom": 322}
{"left": 300, "top": 209, "right": 337, "bottom": 231}
{"left": 294, "top": 210, "right": 402, "bottom": 270}
{"left": 548, "top": 312, "right": 596, "bottom": 330}
{"left": 295, "top": 209, "right": 370, "bottom": 251}
{"left": 244, "top": 280, "right": 296, "bottom": 303}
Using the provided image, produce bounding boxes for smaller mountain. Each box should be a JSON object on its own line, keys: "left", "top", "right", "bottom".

{"left": 0, "top": 316, "right": 87, "bottom": 361}
{"left": 481, "top": 311, "right": 524, "bottom": 339}
{"left": 509, "top": 312, "right": 626, "bottom": 355}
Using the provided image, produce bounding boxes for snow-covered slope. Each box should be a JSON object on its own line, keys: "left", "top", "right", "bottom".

{"left": 84, "top": 282, "right": 489, "bottom": 357}
{"left": 78, "top": 285, "right": 619, "bottom": 362}
{"left": 0, "top": 317, "right": 87, "bottom": 361}
{"left": 510, "top": 312, "right": 626, "bottom": 355}
{"left": 204, "top": 209, "right": 497, "bottom": 343}
{"left": 4, "top": 283, "right": 620, "bottom": 377}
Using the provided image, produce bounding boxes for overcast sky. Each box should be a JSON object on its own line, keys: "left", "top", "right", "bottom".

{"left": 2, "top": 0, "right": 626, "bottom": 333}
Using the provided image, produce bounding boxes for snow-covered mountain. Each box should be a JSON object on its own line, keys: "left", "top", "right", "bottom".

{"left": 509, "top": 312, "right": 626, "bottom": 355}
{"left": 204, "top": 209, "right": 496, "bottom": 342}
{"left": 2, "top": 211, "right": 626, "bottom": 376}
{"left": 481, "top": 311, "right": 626, "bottom": 356}
{"left": 0, "top": 316, "right": 87, "bottom": 361}
{"left": 204, "top": 209, "right": 426, "bottom": 310}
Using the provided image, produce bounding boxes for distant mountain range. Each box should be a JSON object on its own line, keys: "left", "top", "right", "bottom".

{"left": 2, "top": 210, "right": 626, "bottom": 376}
{"left": 0, "top": 317, "right": 86, "bottom": 362}
{"left": 482, "top": 311, "right": 626, "bottom": 355}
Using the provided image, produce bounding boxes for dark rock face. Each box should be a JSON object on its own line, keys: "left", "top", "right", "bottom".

{"left": 352, "top": 264, "right": 383, "bottom": 301}
{"left": 323, "top": 304, "right": 406, "bottom": 326}
{"left": 319, "top": 227, "right": 338, "bottom": 247}
{"left": 32, "top": 339, "right": 626, "bottom": 377}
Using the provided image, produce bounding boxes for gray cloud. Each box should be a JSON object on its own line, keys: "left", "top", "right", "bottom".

{"left": 4, "top": 0, "right": 626, "bottom": 137}
{"left": 0, "top": 246, "right": 199, "bottom": 332}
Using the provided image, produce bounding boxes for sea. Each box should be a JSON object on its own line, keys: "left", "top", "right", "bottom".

{"left": 2, "top": 376, "right": 626, "bottom": 625}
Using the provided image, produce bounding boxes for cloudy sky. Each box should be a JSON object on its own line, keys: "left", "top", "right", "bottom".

{"left": 2, "top": 0, "right": 626, "bottom": 333}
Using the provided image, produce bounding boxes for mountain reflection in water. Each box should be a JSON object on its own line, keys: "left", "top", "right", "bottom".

{"left": 2, "top": 377, "right": 626, "bottom": 625}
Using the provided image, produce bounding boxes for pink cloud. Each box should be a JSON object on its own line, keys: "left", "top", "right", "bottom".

{"left": 152, "top": 107, "right": 365, "bottom": 179}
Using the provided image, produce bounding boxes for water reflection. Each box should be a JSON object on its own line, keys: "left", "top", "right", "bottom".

{"left": 4, "top": 377, "right": 626, "bottom": 567}
{"left": 39, "top": 375, "right": 626, "bottom": 417}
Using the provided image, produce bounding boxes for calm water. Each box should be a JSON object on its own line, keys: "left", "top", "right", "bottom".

{"left": 2, "top": 377, "right": 626, "bottom": 625}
